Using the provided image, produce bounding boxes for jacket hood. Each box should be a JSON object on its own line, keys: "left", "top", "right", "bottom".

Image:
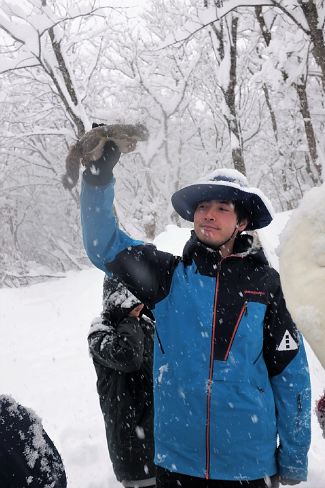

{"left": 103, "top": 275, "right": 155, "bottom": 321}
{"left": 103, "top": 275, "right": 141, "bottom": 311}
{"left": 171, "top": 168, "right": 274, "bottom": 230}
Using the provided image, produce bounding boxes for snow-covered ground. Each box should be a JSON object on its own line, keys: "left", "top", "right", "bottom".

{"left": 0, "top": 217, "right": 324, "bottom": 487}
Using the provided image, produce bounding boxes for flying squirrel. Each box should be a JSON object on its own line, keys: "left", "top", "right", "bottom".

{"left": 62, "top": 123, "right": 149, "bottom": 189}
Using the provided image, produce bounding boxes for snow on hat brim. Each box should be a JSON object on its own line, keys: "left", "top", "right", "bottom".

{"left": 171, "top": 178, "right": 274, "bottom": 231}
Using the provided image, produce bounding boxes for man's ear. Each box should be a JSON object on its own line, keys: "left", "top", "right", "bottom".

{"left": 237, "top": 218, "right": 248, "bottom": 233}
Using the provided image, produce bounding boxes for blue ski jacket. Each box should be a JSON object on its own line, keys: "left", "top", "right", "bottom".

{"left": 80, "top": 177, "right": 311, "bottom": 482}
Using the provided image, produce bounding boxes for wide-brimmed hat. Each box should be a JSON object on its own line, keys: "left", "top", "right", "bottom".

{"left": 171, "top": 168, "right": 274, "bottom": 231}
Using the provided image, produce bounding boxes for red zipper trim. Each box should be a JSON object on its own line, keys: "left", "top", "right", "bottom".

{"left": 224, "top": 302, "right": 247, "bottom": 361}
{"left": 204, "top": 254, "right": 245, "bottom": 479}
{"left": 205, "top": 273, "right": 219, "bottom": 480}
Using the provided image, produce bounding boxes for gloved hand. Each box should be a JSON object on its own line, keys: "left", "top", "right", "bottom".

{"left": 270, "top": 475, "right": 302, "bottom": 487}
{"left": 279, "top": 479, "right": 301, "bottom": 486}
{"left": 82, "top": 139, "right": 121, "bottom": 186}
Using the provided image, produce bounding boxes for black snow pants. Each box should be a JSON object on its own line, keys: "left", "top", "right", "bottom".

{"left": 156, "top": 467, "right": 279, "bottom": 488}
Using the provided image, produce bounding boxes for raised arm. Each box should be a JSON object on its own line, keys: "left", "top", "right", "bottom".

{"left": 80, "top": 138, "right": 179, "bottom": 307}
{"left": 80, "top": 141, "right": 143, "bottom": 271}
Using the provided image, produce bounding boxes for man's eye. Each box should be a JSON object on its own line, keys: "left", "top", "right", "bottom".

{"left": 219, "top": 207, "right": 229, "bottom": 212}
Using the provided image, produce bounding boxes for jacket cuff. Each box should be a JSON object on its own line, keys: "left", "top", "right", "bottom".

{"left": 278, "top": 464, "right": 307, "bottom": 482}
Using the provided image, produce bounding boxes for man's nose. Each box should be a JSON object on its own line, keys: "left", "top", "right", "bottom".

{"left": 203, "top": 209, "right": 215, "bottom": 220}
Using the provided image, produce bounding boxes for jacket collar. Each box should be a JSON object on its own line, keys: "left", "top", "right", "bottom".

{"left": 182, "top": 231, "right": 268, "bottom": 275}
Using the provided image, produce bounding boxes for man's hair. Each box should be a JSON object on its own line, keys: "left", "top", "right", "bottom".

{"left": 234, "top": 202, "right": 250, "bottom": 226}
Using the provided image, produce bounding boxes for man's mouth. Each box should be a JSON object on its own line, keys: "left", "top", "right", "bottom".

{"left": 201, "top": 225, "right": 219, "bottom": 230}
{"left": 200, "top": 225, "right": 220, "bottom": 233}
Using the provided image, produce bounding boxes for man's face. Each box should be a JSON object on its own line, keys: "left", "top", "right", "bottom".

{"left": 193, "top": 200, "right": 247, "bottom": 250}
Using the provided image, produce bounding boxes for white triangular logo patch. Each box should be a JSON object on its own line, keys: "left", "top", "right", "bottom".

{"left": 278, "top": 330, "right": 298, "bottom": 351}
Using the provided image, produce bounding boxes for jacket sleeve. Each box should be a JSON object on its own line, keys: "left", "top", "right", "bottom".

{"left": 264, "top": 280, "right": 311, "bottom": 481}
{"left": 80, "top": 177, "right": 143, "bottom": 272}
{"left": 80, "top": 176, "right": 179, "bottom": 307}
{"left": 88, "top": 314, "right": 145, "bottom": 373}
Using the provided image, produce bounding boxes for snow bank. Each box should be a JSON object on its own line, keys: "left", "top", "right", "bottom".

{"left": 0, "top": 220, "right": 324, "bottom": 487}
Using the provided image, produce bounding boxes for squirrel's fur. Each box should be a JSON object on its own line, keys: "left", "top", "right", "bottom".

{"left": 62, "top": 123, "right": 149, "bottom": 189}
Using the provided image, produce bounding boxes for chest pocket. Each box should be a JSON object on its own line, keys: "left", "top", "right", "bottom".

{"left": 213, "top": 298, "right": 267, "bottom": 382}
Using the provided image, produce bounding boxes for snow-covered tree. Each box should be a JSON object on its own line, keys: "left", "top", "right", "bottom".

{"left": 1, "top": 0, "right": 324, "bottom": 285}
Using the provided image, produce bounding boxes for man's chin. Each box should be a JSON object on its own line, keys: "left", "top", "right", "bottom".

{"left": 197, "top": 234, "right": 221, "bottom": 250}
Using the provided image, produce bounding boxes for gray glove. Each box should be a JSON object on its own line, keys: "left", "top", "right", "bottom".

{"left": 270, "top": 475, "right": 302, "bottom": 487}
{"left": 279, "top": 479, "right": 301, "bottom": 486}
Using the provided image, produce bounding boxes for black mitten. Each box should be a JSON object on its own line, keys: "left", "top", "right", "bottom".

{"left": 83, "top": 139, "right": 121, "bottom": 186}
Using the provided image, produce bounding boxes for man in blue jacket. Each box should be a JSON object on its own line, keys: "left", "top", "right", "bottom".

{"left": 80, "top": 137, "right": 311, "bottom": 488}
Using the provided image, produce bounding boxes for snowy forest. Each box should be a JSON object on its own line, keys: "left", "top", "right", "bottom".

{"left": 1, "top": 0, "right": 324, "bottom": 287}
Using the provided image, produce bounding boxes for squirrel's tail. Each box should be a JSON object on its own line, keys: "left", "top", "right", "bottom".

{"left": 62, "top": 143, "right": 82, "bottom": 189}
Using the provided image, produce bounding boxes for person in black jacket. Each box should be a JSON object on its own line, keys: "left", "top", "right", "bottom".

{"left": 0, "top": 395, "right": 67, "bottom": 488}
{"left": 88, "top": 275, "right": 156, "bottom": 488}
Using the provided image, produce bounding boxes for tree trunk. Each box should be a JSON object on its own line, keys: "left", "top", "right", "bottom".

{"left": 262, "top": 83, "right": 292, "bottom": 208}
{"left": 256, "top": 7, "right": 293, "bottom": 203}
{"left": 208, "top": 8, "right": 245, "bottom": 174}
{"left": 48, "top": 28, "right": 85, "bottom": 137}
{"left": 223, "top": 16, "right": 246, "bottom": 174}
{"left": 294, "top": 81, "right": 322, "bottom": 182}
{"left": 299, "top": 0, "right": 325, "bottom": 95}
{"left": 257, "top": 4, "right": 323, "bottom": 188}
